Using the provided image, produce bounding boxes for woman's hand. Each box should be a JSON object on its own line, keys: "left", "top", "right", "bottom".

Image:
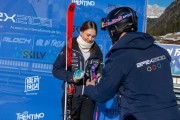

{"left": 86, "top": 79, "right": 96, "bottom": 86}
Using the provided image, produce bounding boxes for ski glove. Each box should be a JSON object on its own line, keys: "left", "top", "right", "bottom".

{"left": 73, "top": 69, "right": 85, "bottom": 83}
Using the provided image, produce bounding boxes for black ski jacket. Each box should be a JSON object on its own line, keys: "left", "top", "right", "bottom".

{"left": 52, "top": 37, "right": 103, "bottom": 97}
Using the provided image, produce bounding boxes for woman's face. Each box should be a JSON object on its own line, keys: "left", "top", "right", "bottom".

{"left": 80, "top": 28, "right": 96, "bottom": 44}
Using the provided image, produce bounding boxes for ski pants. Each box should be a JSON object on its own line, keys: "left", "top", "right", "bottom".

{"left": 62, "top": 94, "right": 95, "bottom": 120}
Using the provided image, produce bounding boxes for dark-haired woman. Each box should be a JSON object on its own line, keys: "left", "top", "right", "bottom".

{"left": 52, "top": 20, "right": 103, "bottom": 120}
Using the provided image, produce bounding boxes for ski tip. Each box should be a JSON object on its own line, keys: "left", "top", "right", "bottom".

{"left": 68, "top": 3, "right": 76, "bottom": 11}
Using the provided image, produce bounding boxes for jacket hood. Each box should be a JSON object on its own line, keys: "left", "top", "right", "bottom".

{"left": 107, "top": 32, "right": 155, "bottom": 57}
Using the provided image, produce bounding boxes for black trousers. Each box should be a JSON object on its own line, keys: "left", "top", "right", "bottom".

{"left": 62, "top": 95, "right": 95, "bottom": 120}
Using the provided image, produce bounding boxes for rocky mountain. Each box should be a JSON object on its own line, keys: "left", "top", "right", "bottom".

{"left": 147, "top": 4, "right": 164, "bottom": 18}
{"left": 146, "top": 0, "right": 180, "bottom": 38}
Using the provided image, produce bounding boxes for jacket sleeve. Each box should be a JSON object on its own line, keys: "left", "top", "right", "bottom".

{"left": 52, "top": 46, "right": 74, "bottom": 82}
{"left": 84, "top": 56, "right": 124, "bottom": 103}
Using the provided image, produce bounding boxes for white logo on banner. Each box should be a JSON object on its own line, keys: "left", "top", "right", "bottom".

{"left": 0, "top": 12, "right": 59, "bottom": 34}
{"left": 2, "top": 36, "right": 31, "bottom": 44}
{"left": 166, "top": 48, "right": 180, "bottom": 57}
{"left": 35, "top": 38, "right": 65, "bottom": 48}
{"left": 24, "top": 76, "right": 41, "bottom": 93}
{"left": 0, "top": 12, "right": 52, "bottom": 27}
{"left": 72, "top": 0, "right": 95, "bottom": 6}
{"left": 16, "top": 111, "right": 44, "bottom": 120}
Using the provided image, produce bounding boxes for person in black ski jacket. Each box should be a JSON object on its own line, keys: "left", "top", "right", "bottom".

{"left": 52, "top": 20, "right": 103, "bottom": 120}
{"left": 84, "top": 7, "right": 180, "bottom": 120}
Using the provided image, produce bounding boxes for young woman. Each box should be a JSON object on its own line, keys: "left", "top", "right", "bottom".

{"left": 52, "top": 20, "right": 103, "bottom": 120}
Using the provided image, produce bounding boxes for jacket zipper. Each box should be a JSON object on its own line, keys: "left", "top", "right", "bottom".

{"left": 73, "top": 49, "right": 86, "bottom": 95}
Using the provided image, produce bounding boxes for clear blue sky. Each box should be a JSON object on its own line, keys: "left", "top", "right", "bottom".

{"left": 148, "top": 0, "right": 173, "bottom": 8}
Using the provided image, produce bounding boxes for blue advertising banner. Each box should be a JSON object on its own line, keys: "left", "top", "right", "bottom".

{"left": 0, "top": 0, "right": 147, "bottom": 120}
{"left": 157, "top": 44, "right": 180, "bottom": 76}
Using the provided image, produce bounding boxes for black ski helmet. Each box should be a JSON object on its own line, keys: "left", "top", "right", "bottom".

{"left": 101, "top": 7, "right": 138, "bottom": 44}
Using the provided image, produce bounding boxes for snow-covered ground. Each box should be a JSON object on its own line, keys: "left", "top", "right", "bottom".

{"left": 159, "top": 32, "right": 180, "bottom": 41}
{"left": 154, "top": 32, "right": 180, "bottom": 44}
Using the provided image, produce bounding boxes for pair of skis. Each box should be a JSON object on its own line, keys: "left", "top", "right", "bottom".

{"left": 64, "top": 2, "right": 76, "bottom": 120}
{"left": 64, "top": 2, "right": 99, "bottom": 120}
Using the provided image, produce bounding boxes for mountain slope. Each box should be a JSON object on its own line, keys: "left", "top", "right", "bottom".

{"left": 146, "top": 0, "right": 180, "bottom": 36}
